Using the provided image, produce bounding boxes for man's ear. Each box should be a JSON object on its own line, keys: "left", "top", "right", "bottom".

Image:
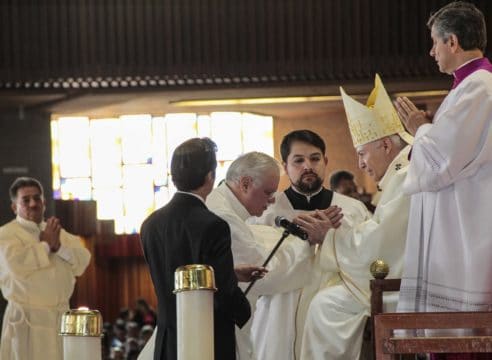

{"left": 205, "top": 171, "right": 215, "bottom": 186}
{"left": 239, "top": 176, "right": 252, "bottom": 192}
{"left": 448, "top": 34, "right": 460, "bottom": 52}
{"left": 11, "top": 202, "right": 17, "bottom": 215}
{"left": 382, "top": 137, "right": 393, "bottom": 154}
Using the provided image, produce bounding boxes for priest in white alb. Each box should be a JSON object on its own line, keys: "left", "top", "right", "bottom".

{"left": 299, "top": 74, "right": 413, "bottom": 359}
{"left": 394, "top": 4, "right": 492, "bottom": 358}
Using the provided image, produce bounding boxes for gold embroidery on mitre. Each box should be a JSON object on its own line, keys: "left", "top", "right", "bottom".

{"left": 340, "top": 74, "right": 413, "bottom": 147}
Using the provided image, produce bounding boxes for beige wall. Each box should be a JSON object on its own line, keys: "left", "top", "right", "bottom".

{"left": 273, "top": 108, "right": 377, "bottom": 194}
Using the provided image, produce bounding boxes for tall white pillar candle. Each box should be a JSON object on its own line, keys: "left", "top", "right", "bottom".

{"left": 60, "top": 308, "right": 103, "bottom": 360}
{"left": 175, "top": 264, "right": 217, "bottom": 360}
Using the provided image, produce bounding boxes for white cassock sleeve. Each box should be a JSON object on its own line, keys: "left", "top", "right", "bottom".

{"left": 247, "top": 225, "right": 314, "bottom": 296}
{"left": 57, "top": 230, "right": 91, "bottom": 276}
{"left": 0, "top": 232, "right": 51, "bottom": 280}
{"left": 405, "top": 75, "right": 492, "bottom": 194}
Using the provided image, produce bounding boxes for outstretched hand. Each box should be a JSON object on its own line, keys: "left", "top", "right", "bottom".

{"left": 234, "top": 265, "right": 268, "bottom": 282}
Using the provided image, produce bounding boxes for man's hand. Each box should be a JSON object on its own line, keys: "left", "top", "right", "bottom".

{"left": 293, "top": 206, "right": 343, "bottom": 246}
{"left": 39, "top": 216, "right": 61, "bottom": 252}
{"left": 234, "top": 265, "right": 268, "bottom": 282}
{"left": 394, "top": 97, "right": 432, "bottom": 136}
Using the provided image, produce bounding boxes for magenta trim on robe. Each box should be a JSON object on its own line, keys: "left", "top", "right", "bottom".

{"left": 452, "top": 57, "right": 492, "bottom": 89}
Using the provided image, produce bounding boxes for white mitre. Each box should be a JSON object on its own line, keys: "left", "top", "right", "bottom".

{"left": 340, "top": 74, "right": 413, "bottom": 147}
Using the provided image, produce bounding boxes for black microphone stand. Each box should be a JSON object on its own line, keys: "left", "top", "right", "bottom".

{"left": 244, "top": 230, "right": 291, "bottom": 296}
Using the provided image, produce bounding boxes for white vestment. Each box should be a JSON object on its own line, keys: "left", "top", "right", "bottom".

{"left": 397, "top": 70, "right": 492, "bottom": 318}
{"left": 301, "top": 146, "right": 411, "bottom": 360}
{"left": 0, "top": 217, "right": 91, "bottom": 360}
{"left": 206, "top": 183, "right": 315, "bottom": 360}
{"left": 251, "top": 189, "right": 371, "bottom": 360}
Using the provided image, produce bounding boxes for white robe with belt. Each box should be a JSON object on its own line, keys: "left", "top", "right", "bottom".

{"left": 0, "top": 217, "right": 91, "bottom": 360}
{"left": 251, "top": 189, "right": 371, "bottom": 360}
{"left": 397, "top": 70, "right": 492, "bottom": 317}
{"left": 301, "top": 146, "right": 411, "bottom": 360}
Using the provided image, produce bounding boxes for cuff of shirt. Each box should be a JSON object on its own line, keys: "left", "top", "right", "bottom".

{"left": 56, "top": 245, "right": 73, "bottom": 263}
{"left": 415, "top": 123, "right": 433, "bottom": 139}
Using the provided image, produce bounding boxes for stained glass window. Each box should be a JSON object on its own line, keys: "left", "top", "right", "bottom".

{"left": 51, "top": 112, "right": 273, "bottom": 234}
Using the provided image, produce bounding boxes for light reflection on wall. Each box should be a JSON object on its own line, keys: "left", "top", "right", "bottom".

{"left": 51, "top": 112, "right": 274, "bottom": 234}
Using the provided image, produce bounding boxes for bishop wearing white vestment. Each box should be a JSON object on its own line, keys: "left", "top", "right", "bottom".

{"left": 300, "top": 74, "right": 413, "bottom": 359}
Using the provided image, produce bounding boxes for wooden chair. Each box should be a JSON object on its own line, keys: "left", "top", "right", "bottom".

{"left": 374, "top": 311, "right": 492, "bottom": 359}
{"left": 370, "top": 278, "right": 492, "bottom": 359}
{"left": 369, "top": 278, "right": 402, "bottom": 357}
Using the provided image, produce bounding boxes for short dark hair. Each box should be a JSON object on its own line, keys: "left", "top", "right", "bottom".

{"left": 280, "top": 130, "right": 326, "bottom": 162}
{"left": 427, "top": 1, "right": 487, "bottom": 52}
{"left": 9, "top": 177, "right": 44, "bottom": 201}
{"left": 329, "top": 170, "right": 354, "bottom": 190}
{"left": 171, "top": 137, "right": 218, "bottom": 191}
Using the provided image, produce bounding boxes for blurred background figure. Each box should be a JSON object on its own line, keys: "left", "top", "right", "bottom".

{"left": 329, "top": 170, "right": 358, "bottom": 198}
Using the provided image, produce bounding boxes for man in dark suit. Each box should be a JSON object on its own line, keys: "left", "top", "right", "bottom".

{"left": 140, "top": 138, "right": 252, "bottom": 360}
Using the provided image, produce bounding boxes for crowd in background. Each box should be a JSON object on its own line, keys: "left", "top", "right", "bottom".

{"left": 102, "top": 299, "right": 156, "bottom": 360}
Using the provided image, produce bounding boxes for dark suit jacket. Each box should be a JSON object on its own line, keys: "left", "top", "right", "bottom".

{"left": 140, "top": 192, "right": 251, "bottom": 360}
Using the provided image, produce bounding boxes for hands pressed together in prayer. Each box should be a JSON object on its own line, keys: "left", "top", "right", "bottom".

{"left": 39, "top": 217, "right": 61, "bottom": 252}
{"left": 394, "top": 97, "right": 432, "bottom": 136}
{"left": 293, "top": 206, "right": 343, "bottom": 246}
{"left": 235, "top": 265, "right": 268, "bottom": 282}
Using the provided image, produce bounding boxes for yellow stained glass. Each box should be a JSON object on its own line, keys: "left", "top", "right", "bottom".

{"left": 151, "top": 117, "right": 168, "bottom": 186}
{"left": 122, "top": 164, "right": 154, "bottom": 234}
{"left": 121, "top": 115, "right": 152, "bottom": 164}
{"left": 90, "top": 119, "right": 122, "bottom": 188}
{"left": 165, "top": 113, "right": 197, "bottom": 164}
{"left": 51, "top": 111, "right": 274, "bottom": 234}
{"left": 215, "top": 160, "right": 232, "bottom": 186}
{"left": 210, "top": 112, "right": 242, "bottom": 160}
{"left": 50, "top": 121, "right": 61, "bottom": 191}
{"left": 60, "top": 178, "right": 92, "bottom": 200}
{"left": 242, "top": 113, "right": 274, "bottom": 155}
{"left": 154, "top": 186, "right": 170, "bottom": 210}
{"left": 197, "top": 115, "right": 212, "bottom": 137}
{"left": 57, "top": 117, "right": 91, "bottom": 178}
{"left": 92, "top": 187, "right": 123, "bottom": 220}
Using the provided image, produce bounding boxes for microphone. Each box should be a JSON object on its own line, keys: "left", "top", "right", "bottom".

{"left": 274, "top": 216, "right": 309, "bottom": 240}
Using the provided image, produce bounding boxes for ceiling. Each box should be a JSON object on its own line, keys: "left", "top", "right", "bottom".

{"left": 0, "top": 77, "right": 451, "bottom": 119}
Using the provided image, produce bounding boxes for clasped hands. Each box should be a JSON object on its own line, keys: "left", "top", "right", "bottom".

{"left": 394, "top": 96, "right": 433, "bottom": 136}
{"left": 39, "top": 216, "right": 62, "bottom": 252}
{"left": 292, "top": 206, "right": 343, "bottom": 246}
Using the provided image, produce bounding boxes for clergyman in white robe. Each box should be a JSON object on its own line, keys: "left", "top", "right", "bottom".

{"left": 251, "top": 188, "right": 370, "bottom": 360}
{"left": 0, "top": 216, "right": 91, "bottom": 360}
{"left": 300, "top": 146, "right": 411, "bottom": 360}
{"left": 397, "top": 69, "right": 492, "bottom": 319}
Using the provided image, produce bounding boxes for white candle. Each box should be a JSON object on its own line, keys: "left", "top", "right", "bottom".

{"left": 176, "top": 289, "right": 214, "bottom": 360}
{"left": 63, "top": 336, "right": 102, "bottom": 360}
{"left": 174, "top": 264, "right": 216, "bottom": 360}
{"left": 60, "top": 308, "right": 103, "bottom": 360}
